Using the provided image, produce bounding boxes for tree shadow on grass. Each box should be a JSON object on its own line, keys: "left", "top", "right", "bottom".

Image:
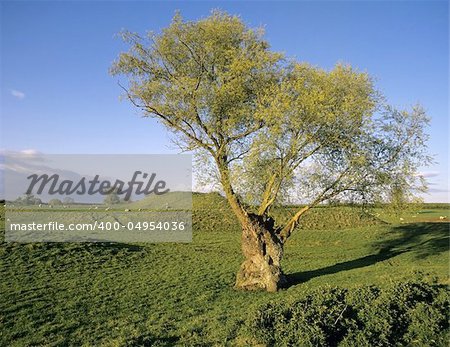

{"left": 285, "top": 223, "right": 449, "bottom": 288}
{"left": 2, "top": 240, "right": 145, "bottom": 258}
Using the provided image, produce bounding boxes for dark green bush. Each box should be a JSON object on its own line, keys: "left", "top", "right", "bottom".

{"left": 248, "top": 281, "right": 449, "bottom": 346}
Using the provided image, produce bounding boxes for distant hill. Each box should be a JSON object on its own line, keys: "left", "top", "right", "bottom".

{"left": 125, "top": 191, "right": 191, "bottom": 210}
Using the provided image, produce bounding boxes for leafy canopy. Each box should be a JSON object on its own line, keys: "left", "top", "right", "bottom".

{"left": 111, "top": 11, "right": 430, "bottom": 235}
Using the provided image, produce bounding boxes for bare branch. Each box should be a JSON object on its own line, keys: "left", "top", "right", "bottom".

{"left": 117, "top": 81, "right": 215, "bottom": 155}
{"left": 279, "top": 167, "right": 352, "bottom": 242}
{"left": 227, "top": 121, "right": 264, "bottom": 142}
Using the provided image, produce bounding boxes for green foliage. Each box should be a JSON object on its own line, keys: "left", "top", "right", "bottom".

{"left": 112, "top": 10, "right": 431, "bottom": 235}
{"left": 103, "top": 190, "right": 121, "bottom": 205}
{"left": 14, "top": 194, "right": 42, "bottom": 206}
{"left": 248, "top": 280, "right": 449, "bottom": 346}
{"left": 48, "top": 198, "right": 63, "bottom": 206}
{"left": 63, "top": 197, "right": 75, "bottom": 204}
{"left": 111, "top": 10, "right": 281, "bottom": 150}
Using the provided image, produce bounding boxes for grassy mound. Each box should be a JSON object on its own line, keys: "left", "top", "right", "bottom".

{"left": 191, "top": 193, "right": 382, "bottom": 232}
{"left": 192, "top": 192, "right": 239, "bottom": 233}
{"left": 271, "top": 206, "right": 381, "bottom": 230}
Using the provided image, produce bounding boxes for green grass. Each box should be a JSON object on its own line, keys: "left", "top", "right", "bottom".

{"left": 376, "top": 207, "right": 450, "bottom": 224}
{"left": 0, "top": 195, "right": 449, "bottom": 346}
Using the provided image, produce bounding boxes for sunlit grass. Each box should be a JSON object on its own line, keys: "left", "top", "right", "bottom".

{"left": 0, "top": 196, "right": 448, "bottom": 345}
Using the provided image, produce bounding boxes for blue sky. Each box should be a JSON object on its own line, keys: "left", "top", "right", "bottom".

{"left": 1, "top": 1, "right": 448, "bottom": 202}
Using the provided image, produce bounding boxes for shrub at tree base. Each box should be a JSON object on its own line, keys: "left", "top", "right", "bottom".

{"left": 248, "top": 280, "right": 449, "bottom": 346}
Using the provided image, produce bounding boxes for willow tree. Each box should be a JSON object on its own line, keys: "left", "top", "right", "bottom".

{"left": 111, "top": 11, "right": 430, "bottom": 292}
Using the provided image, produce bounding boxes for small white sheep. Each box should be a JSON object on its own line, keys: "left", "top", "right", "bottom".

{"left": 439, "top": 216, "right": 447, "bottom": 220}
{"left": 125, "top": 209, "right": 131, "bottom": 212}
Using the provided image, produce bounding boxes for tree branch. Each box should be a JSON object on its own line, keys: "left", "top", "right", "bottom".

{"left": 117, "top": 81, "right": 215, "bottom": 155}
{"left": 279, "top": 167, "right": 351, "bottom": 242}
{"left": 227, "top": 121, "right": 265, "bottom": 142}
{"left": 215, "top": 155, "right": 250, "bottom": 224}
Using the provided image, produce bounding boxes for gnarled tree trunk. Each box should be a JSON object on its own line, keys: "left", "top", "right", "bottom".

{"left": 217, "top": 159, "right": 286, "bottom": 292}
{"left": 235, "top": 214, "right": 286, "bottom": 292}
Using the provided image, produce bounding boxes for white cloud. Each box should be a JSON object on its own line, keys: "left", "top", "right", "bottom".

{"left": 0, "top": 149, "right": 41, "bottom": 158}
{"left": 20, "top": 149, "right": 40, "bottom": 157}
{"left": 10, "top": 89, "right": 25, "bottom": 100}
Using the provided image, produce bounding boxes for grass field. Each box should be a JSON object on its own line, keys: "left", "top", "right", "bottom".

{"left": 0, "top": 194, "right": 449, "bottom": 346}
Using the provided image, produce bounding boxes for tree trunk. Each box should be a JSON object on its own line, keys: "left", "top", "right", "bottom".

{"left": 235, "top": 214, "right": 286, "bottom": 292}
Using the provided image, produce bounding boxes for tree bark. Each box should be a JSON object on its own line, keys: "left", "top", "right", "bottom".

{"left": 215, "top": 156, "right": 285, "bottom": 292}
{"left": 235, "top": 214, "right": 286, "bottom": 292}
